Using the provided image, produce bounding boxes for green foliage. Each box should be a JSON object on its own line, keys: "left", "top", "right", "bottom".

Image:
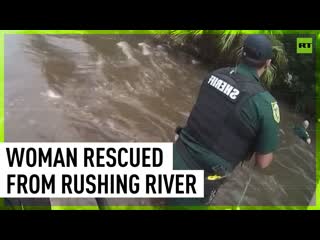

{"left": 156, "top": 30, "right": 315, "bottom": 116}
{"left": 280, "top": 34, "right": 316, "bottom": 116}
{"left": 217, "top": 32, "right": 288, "bottom": 88}
{"left": 158, "top": 30, "right": 288, "bottom": 88}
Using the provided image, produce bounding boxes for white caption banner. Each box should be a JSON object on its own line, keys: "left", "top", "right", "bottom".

{"left": 0, "top": 143, "right": 204, "bottom": 198}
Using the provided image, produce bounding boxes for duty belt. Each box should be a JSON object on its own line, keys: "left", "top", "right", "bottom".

{"left": 175, "top": 129, "right": 228, "bottom": 181}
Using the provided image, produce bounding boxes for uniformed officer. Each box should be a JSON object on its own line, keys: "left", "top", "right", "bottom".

{"left": 170, "top": 35, "right": 280, "bottom": 206}
{"left": 293, "top": 120, "right": 311, "bottom": 144}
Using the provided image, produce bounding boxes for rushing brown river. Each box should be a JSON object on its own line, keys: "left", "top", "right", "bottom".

{"left": 4, "top": 34, "right": 316, "bottom": 207}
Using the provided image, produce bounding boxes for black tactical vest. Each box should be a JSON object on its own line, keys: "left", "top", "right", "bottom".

{"left": 184, "top": 67, "right": 266, "bottom": 168}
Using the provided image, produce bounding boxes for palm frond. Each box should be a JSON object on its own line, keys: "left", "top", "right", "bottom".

{"left": 154, "top": 30, "right": 288, "bottom": 88}
{"left": 261, "top": 64, "right": 277, "bottom": 88}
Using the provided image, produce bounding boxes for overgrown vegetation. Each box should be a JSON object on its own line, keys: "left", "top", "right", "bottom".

{"left": 155, "top": 31, "right": 316, "bottom": 118}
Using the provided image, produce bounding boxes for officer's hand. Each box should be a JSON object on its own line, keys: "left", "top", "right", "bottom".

{"left": 255, "top": 152, "right": 273, "bottom": 169}
{"left": 307, "top": 138, "right": 311, "bottom": 144}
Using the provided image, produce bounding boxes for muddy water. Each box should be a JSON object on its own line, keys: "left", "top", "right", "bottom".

{"left": 5, "top": 34, "right": 316, "bottom": 207}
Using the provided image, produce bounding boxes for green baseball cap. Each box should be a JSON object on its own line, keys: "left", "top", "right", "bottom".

{"left": 242, "top": 35, "right": 273, "bottom": 61}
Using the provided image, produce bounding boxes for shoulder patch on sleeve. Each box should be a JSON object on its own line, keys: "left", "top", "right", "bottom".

{"left": 271, "top": 101, "right": 280, "bottom": 123}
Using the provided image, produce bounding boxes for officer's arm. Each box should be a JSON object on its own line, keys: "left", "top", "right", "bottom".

{"left": 254, "top": 152, "right": 273, "bottom": 168}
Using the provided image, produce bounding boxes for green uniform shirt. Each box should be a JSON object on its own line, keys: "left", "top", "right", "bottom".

{"left": 175, "top": 63, "right": 280, "bottom": 172}
{"left": 236, "top": 64, "right": 280, "bottom": 154}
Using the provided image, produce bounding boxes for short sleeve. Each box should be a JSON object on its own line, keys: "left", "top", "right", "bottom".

{"left": 254, "top": 94, "right": 280, "bottom": 154}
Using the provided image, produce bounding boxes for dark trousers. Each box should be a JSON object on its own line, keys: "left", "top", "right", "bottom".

{"left": 95, "top": 198, "right": 108, "bottom": 209}
{"left": 165, "top": 139, "right": 226, "bottom": 206}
